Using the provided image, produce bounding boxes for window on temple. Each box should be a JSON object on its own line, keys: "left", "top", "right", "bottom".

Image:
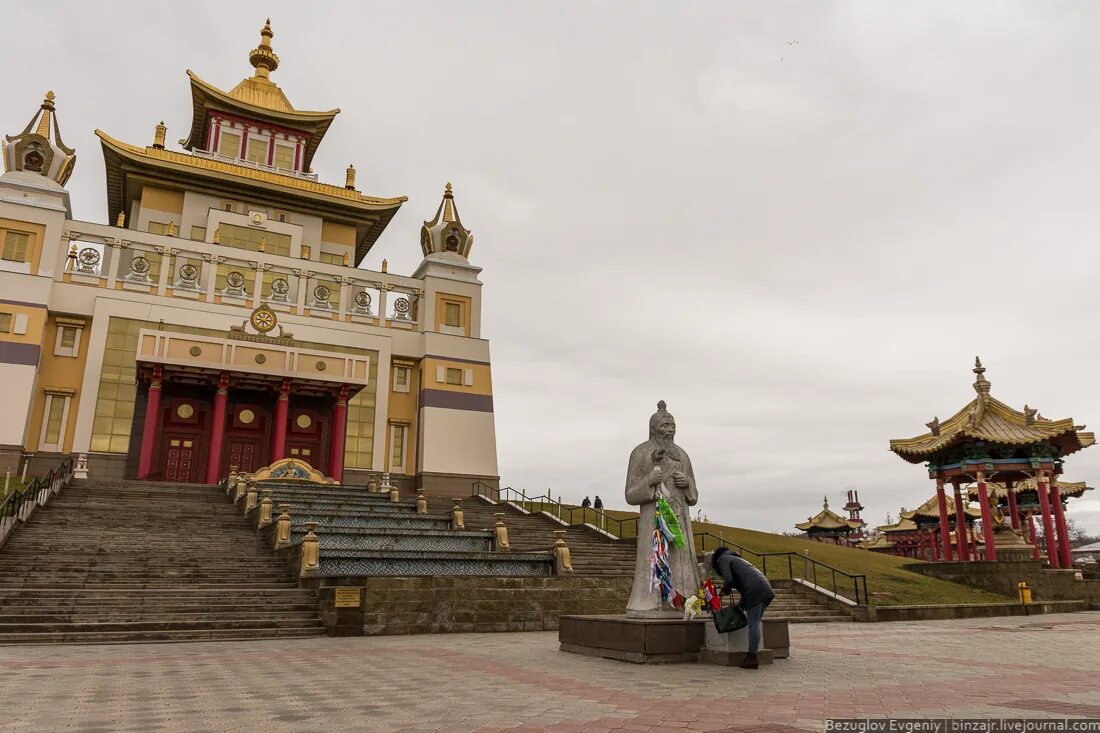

{"left": 318, "top": 252, "right": 343, "bottom": 266}
{"left": 219, "top": 224, "right": 291, "bottom": 256}
{"left": 390, "top": 424, "right": 407, "bottom": 474}
{"left": 393, "top": 367, "right": 410, "bottom": 393}
{"left": 446, "top": 368, "right": 462, "bottom": 385}
{"left": 444, "top": 302, "right": 462, "bottom": 328}
{"left": 275, "top": 210, "right": 289, "bottom": 223}
{"left": 223, "top": 201, "right": 236, "bottom": 212}
{"left": 218, "top": 131, "right": 241, "bottom": 158}
{"left": 55, "top": 325, "right": 81, "bottom": 357}
{"left": 246, "top": 138, "right": 268, "bottom": 165}
{"left": 2, "top": 231, "right": 29, "bottom": 262}
{"left": 190, "top": 226, "right": 206, "bottom": 241}
{"left": 0, "top": 313, "right": 11, "bottom": 333}
{"left": 148, "top": 222, "right": 168, "bottom": 235}
{"left": 42, "top": 393, "right": 69, "bottom": 450}
{"left": 273, "top": 145, "right": 294, "bottom": 171}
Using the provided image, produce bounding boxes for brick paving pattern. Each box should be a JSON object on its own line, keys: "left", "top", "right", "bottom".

{"left": 1, "top": 611, "right": 1098, "bottom": 732}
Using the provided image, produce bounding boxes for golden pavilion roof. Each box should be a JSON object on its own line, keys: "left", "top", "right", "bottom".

{"left": 96, "top": 131, "right": 405, "bottom": 260}
{"left": 899, "top": 494, "right": 982, "bottom": 522}
{"left": 968, "top": 478, "right": 1092, "bottom": 501}
{"left": 859, "top": 535, "right": 894, "bottom": 550}
{"left": 889, "top": 358, "right": 1095, "bottom": 464}
{"left": 876, "top": 516, "right": 918, "bottom": 534}
{"left": 795, "top": 497, "right": 862, "bottom": 532}
{"left": 180, "top": 21, "right": 340, "bottom": 171}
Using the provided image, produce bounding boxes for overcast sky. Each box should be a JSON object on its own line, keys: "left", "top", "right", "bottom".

{"left": 7, "top": 2, "right": 1100, "bottom": 535}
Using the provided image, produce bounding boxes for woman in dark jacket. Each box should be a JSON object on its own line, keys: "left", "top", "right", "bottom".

{"left": 710, "top": 546, "right": 774, "bottom": 668}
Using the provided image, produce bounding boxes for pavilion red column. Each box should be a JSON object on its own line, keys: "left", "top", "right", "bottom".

{"left": 1049, "top": 481, "right": 1073, "bottom": 569}
{"left": 1027, "top": 511, "right": 1040, "bottom": 560}
{"left": 930, "top": 530, "right": 940, "bottom": 561}
{"left": 935, "top": 479, "right": 953, "bottom": 561}
{"left": 271, "top": 378, "right": 290, "bottom": 461}
{"left": 137, "top": 365, "right": 164, "bottom": 480}
{"left": 976, "top": 471, "right": 997, "bottom": 562}
{"left": 329, "top": 384, "right": 349, "bottom": 484}
{"left": 1006, "top": 482, "right": 1021, "bottom": 530}
{"left": 952, "top": 482, "right": 970, "bottom": 561}
{"left": 204, "top": 372, "right": 230, "bottom": 485}
{"left": 1036, "top": 472, "right": 1059, "bottom": 568}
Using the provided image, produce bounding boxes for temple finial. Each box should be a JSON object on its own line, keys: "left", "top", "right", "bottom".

{"left": 823, "top": 495, "right": 829, "bottom": 509}
{"left": 249, "top": 18, "right": 280, "bottom": 78}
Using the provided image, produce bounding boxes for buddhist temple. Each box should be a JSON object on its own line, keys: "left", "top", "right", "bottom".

{"left": 0, "top": 21, "right": 500, "bottom": 495}
{"left": 889, "top": 358, "right": 1093, "bottom": 566}
{"left": 966, "top": 478, "right": 1093, "bottom": 564}
{"left": 795, "top": 496, "right": 865, "bottom": 545}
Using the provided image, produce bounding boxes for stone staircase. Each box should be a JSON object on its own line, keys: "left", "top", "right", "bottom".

{"left": 252, "top": 482, "right": 555, "bottom": 577}
{"left": 0, "top": 481, "right": 324, "bottom": 644}
{"left": 461, "top": 496, "right": 636, "bottom": 576}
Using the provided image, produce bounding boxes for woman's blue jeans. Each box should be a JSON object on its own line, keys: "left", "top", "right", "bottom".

{"left": 745, "top": 597, "right": 772, "bottom": 654}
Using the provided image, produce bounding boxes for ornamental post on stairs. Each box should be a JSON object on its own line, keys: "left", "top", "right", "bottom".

{"left": 552, "top": 530, "right": 573, "bottom": 574}
{"left": 274, "top": 504, "right": 292, "bottom": 549}
{"left": 416, "top": 494, "right": 428, "bottom": 514}
{"left": 226, "top": 467, "right": 239, "bottom": 495}
{"left": 384, "top": 473, "right": 399, "bottom": 503}
{"left": 451, "top": 499, "right": 465, "bottom": 530}
{"left": 258, "top": 489, "right": 274, "bottom": 528}
{"left": 235, "top": 477, "right": 249, "bottom": 503}
{"left": 493, "top": 512, "right": 510, "bottom": 551}
{"left": 300, "top": 522, "right": 320, "bottom": 577}
{"left": 245, "top": 483, "right": 258, "bottom": 513}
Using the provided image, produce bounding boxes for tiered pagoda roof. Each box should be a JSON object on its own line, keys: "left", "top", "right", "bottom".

{"left": 967, "top": 478, "right": 1092, "bottom": 502}
{"left": 795, "top": 497, "right": 863, "bottom": 533}
{"left": 889, "top": 358, "right": 1094, "bottom": 465}
{"left": 900, "top": 495, "right": 981, "bottom": 524}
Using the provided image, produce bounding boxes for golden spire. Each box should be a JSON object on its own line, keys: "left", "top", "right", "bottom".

{"left": 345, "top": 164, "right": 356, "bottom": 190}
{"left": 249, "top": 19, "right": 280, "bottom": 79}
{"left": 442, "top": 182, "right": 457, "bottom": 223}
{"left": 153, "top": 121, "right": 166, "bottom": 150}
{"left": 34, "top": 91, "right": 56, "bottom": 138}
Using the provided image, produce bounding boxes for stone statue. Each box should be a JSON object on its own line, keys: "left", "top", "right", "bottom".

{"left": 625, "top": 400, "right": 701, "bottom": 617}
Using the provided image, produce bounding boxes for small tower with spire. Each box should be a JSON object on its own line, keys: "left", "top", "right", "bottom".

{"left": 843, "top": 489, "right": 866, "bottom": 539}
{"left": 3, "top": 91, "right": 76, "bottom": 186}
{"left": 420, "top": 183, "right": 474, "bottom": 259}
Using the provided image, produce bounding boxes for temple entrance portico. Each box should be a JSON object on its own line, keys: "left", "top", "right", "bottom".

{"left": 133, "top": 328, "right": 369, "bottom": 484}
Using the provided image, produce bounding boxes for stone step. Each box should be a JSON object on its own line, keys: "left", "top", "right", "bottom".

{"left": 0, "top": 587, "right": 315, "bottom": 600}
{"left": 0, "top": 626, "right": 326, "bottom": 645}
{"left": 314, "top": 548, "right": 554, "bottom": 577}
{"left": 0, "top": 616, "right": 324, "bottom": 633}
{"left": 0, "top": 609, "right": 322, "bottom": 624}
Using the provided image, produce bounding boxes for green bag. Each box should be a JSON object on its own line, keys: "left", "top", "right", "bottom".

{"left": 712, "top": 601, "right": 748, "bottom": 634}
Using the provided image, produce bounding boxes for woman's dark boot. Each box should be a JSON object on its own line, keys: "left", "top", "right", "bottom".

{"left": 739, "top": 653, "right": 759, "bottom": 669}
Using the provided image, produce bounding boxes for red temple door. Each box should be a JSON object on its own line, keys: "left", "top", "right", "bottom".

{"left": 227, "top": 440, "right": 259, "bottom": 473}
{"left": 163, "top": 435, "right": 197, "bottom": 482}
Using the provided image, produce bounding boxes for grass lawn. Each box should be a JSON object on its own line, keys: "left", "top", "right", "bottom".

{"left": 520, "top": 503, "right": 1012, "bottom": 607}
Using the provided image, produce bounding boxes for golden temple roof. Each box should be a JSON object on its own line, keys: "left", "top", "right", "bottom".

{"left": 795, "top": 496, "right": 862, "bottom": 532}
{"left": 969, "top": 478, "right": 1092, "bottom": 501}
{"left": 899, "top": 494, "right": 982, "bottom": 522}
{"left": 876, "top": 516, "right": 918, "bottom": 533}
{"left": 859, "top": 535, "right": 894, "bottom": 550}
{"left": 889, "top": 358, "right": 1095, "bottom": 464}
{"left": 181, "top": 21, "right": 340, "bottom": 171}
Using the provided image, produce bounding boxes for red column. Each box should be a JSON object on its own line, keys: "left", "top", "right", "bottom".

{"left": 204, "top": 372, "right": 230, "bottom": 484}
{"left": 976, "top": 471, "right": 997, "bottom": 562}
{"left": 1050, "top": 481, "right": 1073, "bottom": 569}
{"left": 137, "top": 366, "right": 164, "bottom": 480}
{"left": 953, "top": 482, "right": 970, "bottom": 561}
{"left": 329, "top": 384, "right": 349, "bottom": 484}
{"left": 1027, "top": 511, "right": 1040, "bottom": 560}
{"left": 1007, "top": 482, "right": 1021, "bottom": 530}
{"left": 930, "top": 530, "right": 940, "bottom": 561}
{"left": 1036, "top": 472, "right": 1059, "bottom": 568}
{"left": 936, "top": 479, "right": 953, "bottom": 561}
{"left": 272, "top": 378, "right": 290, "bottom": 461}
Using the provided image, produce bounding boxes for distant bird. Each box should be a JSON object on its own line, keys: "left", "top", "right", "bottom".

{"left": 787, "top": 40, "right": 799, "bottom": 46}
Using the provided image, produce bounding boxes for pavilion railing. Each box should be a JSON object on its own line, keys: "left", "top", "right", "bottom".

{"left": 470, "top": 482, "right": 870, "bottom": 606}
{"left": 0, "top": 456, "right": 76, "bottom": 548}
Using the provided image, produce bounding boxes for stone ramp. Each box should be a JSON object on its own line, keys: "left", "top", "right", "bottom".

{"left": 0, "top": 481, "right": 325, "bottom": 644}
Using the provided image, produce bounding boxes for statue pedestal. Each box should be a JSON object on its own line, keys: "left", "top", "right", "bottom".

{"left": 559, "top": 615, "right": 705, "bottom": 664}
{"left": 700, "top": 622, "right": 775, "bottom": 667}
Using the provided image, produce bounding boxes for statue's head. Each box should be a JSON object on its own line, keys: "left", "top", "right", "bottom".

{"left": 649, "top": 400, "right": 676, "bottom": 442}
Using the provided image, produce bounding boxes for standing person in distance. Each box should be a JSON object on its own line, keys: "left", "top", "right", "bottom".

{"left": 710, "top": 546, "right": 774, "bottom": 669}
{"left": 581, "top": 496, "right": 592, "bottom": 508}
{"left": 593, "top": 496, "right": 603, "bottom": 510}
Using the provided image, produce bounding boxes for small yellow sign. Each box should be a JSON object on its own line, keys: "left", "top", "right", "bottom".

{"left": 335, "top": 588, "right": 361, "bottom": 608}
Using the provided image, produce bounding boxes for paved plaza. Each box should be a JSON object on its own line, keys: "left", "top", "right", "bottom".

{"left": 2, "top": 612, "right": 1099, "bottom": 732}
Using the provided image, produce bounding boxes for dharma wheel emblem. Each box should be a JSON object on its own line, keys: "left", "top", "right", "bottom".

{"left": 271, "top": 278, "right": 289, "bottom": 295}
{"left": 226, "top": 271, "right": 246, "bottom": 289}
{"left": 78, "top": 248, "right": 101, "bottom": 267}
{"left": 250, "top": 303, "right": 277, "bottom": 334}
{"left": 178, "top": 263, "right": 199, "bottom": 284}
{"left": 393, "top": 297, "right": 410, "bottom": 315}
{"left": 314, "top": 284, "right": 331, "bottom": 301}
{"left": 354, "top": 291, "right": 371, "bottom": 309}
{"left": 130, "top": 256, "right": 150, "bottom": 274}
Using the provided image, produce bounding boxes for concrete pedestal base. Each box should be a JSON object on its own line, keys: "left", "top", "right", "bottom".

{"left": 559, "top": 614, "right": 705, "bottom": 664}
{"left": 701, "top": 622, "right": 774, "bottom": 666}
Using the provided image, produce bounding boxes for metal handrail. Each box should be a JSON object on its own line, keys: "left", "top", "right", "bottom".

{"left": 0, "top": 456, "right": 76, "bottom": 543}
{"left": 469, "top": 481, "right": 870, "bottom": 606}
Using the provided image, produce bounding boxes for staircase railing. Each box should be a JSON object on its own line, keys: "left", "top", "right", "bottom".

{"left": 0, "top": 456, "right": 76, "bottom": 547}
{"left": 472, "top": 483, "right": 640, "bottom": 539}
{"left": 694, "top": 530, "right": 868, "bottom": 606}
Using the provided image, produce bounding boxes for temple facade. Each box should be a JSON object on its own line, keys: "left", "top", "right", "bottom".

{"left": 0, "top": 22, "right": 498, "bottom": 494}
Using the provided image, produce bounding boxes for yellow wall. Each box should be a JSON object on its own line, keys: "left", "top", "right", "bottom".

{"left": 26, "top": 315, "right": 91, "bottom": 452}
{"left": 0, "top": 303, "right": 48, "bottom": 346}
{"left": 0, "top": 217, "right": 47, "bottom": 275}
{"left": 421, "top": 357, "right": 492, "bottom": 396}
{"left": 321, "top": 220, "right": 356, "bottom": 247}
{"left": 384, "top": 359, "right": 419, "bottom": 475}
{"left": 141, "top": 187, "right": 185, "bottom": 215}
{"left": 434, "top": 293, "right": 472, "bottom": 336}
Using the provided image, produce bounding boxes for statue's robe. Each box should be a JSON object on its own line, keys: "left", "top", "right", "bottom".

{"left": 624, "top": 439, "right": 701, "bottom": 617}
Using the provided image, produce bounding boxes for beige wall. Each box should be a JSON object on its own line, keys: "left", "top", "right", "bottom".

{"left": 418, "top": 407, "right": 498, "bottom": 477}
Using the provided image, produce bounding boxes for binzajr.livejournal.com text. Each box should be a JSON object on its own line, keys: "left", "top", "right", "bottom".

{"left": 825, "top": 720, "right": 1100, "bottom": 733}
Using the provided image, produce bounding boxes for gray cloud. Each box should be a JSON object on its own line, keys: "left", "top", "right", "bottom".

{"left": 7, "top": 1, "right": 1100, "bottom": 534}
